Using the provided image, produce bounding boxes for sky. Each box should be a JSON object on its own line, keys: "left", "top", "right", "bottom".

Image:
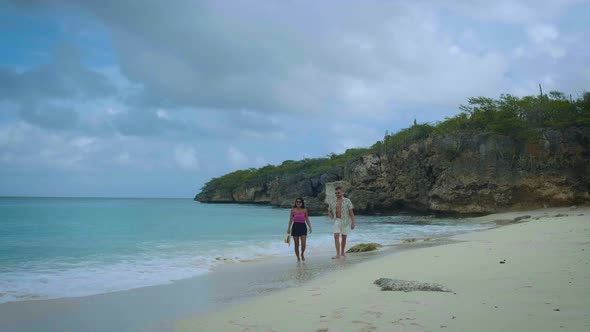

{"left": 1, "top": 0, "right": 589, "bottom": 198}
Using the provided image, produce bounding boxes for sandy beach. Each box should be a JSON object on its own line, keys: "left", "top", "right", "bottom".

{"left": 177, "top": 206, "right": 590, "bottom": 332}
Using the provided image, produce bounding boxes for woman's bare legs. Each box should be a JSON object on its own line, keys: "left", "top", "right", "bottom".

{"left": 293, "top": 236, "right": 300, "bottom": 261}
{"left": 301, "top": 235, "right": 307, "bottom": 261}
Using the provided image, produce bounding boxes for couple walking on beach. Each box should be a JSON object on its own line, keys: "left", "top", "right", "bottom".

{"left": 286, "top": 186, "right": 356, "bottom": 261}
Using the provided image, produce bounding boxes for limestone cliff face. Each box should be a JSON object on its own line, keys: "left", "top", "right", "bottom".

{"left": 195, "top": 128, "right": 590, "bottom": 215}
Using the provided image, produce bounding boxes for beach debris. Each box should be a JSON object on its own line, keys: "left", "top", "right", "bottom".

{"left": 554, "top": 308, "right": 561, "bottom": 311}
{"left": 373, "top": 278, "right": 452, "bottom": 292}
{"left": 401, "top": 238, "right": 418, "bottom": 243}
{"left": 513, "top": 215, "right": 531, "bottom": 222}
{"left": 499, "top": 259, "right": 506, "bottom": 264}
{"left": 553, "top": 214, "right": 568, "bottom": 217}
{"left": 347, "top": 243, "right": 382, "bottom": 253}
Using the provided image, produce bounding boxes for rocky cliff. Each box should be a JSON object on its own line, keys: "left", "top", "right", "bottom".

{"left": 195, "top": 127, "right": 590, "bottom": 215}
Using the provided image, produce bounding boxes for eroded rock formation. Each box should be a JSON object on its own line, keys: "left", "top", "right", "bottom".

{"left": 196, "top": 128, "right": 590, "bottom": 215}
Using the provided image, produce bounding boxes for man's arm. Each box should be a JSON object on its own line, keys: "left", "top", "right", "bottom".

{"left": 349, "top": 208, "right": 355, "bottom": 229}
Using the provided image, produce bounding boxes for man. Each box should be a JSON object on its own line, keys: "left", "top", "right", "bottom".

{"left": 327, "top": 186, "right": 355, "bottom": 259}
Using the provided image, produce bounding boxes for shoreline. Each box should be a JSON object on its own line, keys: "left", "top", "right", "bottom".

{"left": 177, "top": 206, "right": 590, "bottom": 331}
{"left": 0, "top": 211, "right": 489, "bottom": 306}
{"left": 0, "top": 215, "right": 491, "bottom": 331}
{"left": 0, "top": 236, "right": 462, "bottom": 330}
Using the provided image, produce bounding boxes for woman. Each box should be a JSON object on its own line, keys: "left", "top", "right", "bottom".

{"left": 286, "top": 197, "right": 312, "bottom": 261}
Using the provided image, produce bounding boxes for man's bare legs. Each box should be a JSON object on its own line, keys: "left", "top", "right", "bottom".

{"left": 293, "top": 236, "right": 300, "bottom": 261}
{"left": 332, "top": 233, "right": 341, "bottom": 259}
{"left": 332, "top": 233, "right": 348, "bottom": 259}
{"left": 301, "top": 235, "right": 306, "bottom": 261}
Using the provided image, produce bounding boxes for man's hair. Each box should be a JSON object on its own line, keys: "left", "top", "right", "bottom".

{"left": 335, "top": 186, "right": 343, "bottom": 191}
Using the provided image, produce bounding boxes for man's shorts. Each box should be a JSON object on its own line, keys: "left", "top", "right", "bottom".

{"left": 333, "top": 218, "right": 351, "bottom": 235}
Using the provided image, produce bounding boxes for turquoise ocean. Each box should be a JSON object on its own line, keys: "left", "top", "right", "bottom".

{"left": 0, "top": 197, "right": 491, "bottom": 304}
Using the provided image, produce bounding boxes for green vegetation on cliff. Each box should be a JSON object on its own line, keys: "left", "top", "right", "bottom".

{"left": 197, "top": 147, "right": 371, "bottom": 198}
{"left": 197, "top": 91, "right": 590, "bottom": 199}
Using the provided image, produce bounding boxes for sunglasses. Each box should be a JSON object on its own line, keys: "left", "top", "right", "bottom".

{"left": 296, "top": 201, "right": 302, "bottom": 203}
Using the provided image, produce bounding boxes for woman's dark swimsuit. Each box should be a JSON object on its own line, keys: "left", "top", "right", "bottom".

{"left": 291, "top": 222, "right": 307, "bottom": 237}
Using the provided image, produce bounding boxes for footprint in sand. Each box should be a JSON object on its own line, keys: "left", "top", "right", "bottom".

{"left": 228, "top": 320, "right": 258, "bottom": 330}
{"left": 362, "top": 310, "right": 383, "bottom": 319}
{"left": 330, "top": 306, "right": 348, "bottom": 319}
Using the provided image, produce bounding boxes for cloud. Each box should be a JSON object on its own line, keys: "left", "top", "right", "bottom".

{"left": 227, "top": 146, "right": 248, "bottom": 168}
{"left": 526, "top": 24, "right": 566, "bottom": 58}
{"left": 115, "top": 152, "right": 131, "bottom": 165}
{"left": 111, "top": 109, "right": 180, "bottom": 137}
{"left": 174, "top": 145, "right": 199, "bottom": 170}
{"left": 0, "top": 43, "right": 116, "bottom": 130}
{"left": 527, "top": 24, "right": 559, "bottom": 43}
{"left": 0, "top": 121, "right": 164, "bottom": 171}
{"left": 3, "top": 43, "right": 115, "bottom": 101}
{"left": 62, "top": 0, "right": 530, "bottom": 114}
{"left": 8, "top": 1, "right": 589, "bottom": 123}
{"left": 19, "top": 103, "right": 79, "bottom": 130}
{"left": 433, "top": 0, "right": 587, "bottom": 23}
{"left": 254, "top": 156, "right": 268, "bottom": 167}
{"left": 327, "top": 122, "right": 382, "bottom": 153}
{"left": 35, "top": 132, "right": 100, "bottom": 170}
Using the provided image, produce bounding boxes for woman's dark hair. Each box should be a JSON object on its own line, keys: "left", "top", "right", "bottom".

{"left": 293, "top": 197, "right": 305, "bottom": 208}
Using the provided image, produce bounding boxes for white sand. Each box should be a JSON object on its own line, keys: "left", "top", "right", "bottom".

{"left": 177, "top": 207, "right": 590, "bottom": 331}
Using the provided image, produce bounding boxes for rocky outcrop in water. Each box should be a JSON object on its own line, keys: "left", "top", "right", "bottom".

{"left": 196, "top": 128, "right": 590, "bottom": 215}
{"left": 347, "top": 243, "right": 382, "bottom": 253}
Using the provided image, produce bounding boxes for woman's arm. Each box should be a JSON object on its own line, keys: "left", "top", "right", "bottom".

{"left": 287, "top": 209, "right": 294, "bottom": 234}
{"left": 305, "top": 209, "right": 312, "bottom": 233}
